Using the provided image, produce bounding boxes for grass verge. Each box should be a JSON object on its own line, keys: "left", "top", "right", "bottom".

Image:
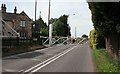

{"left": 93, "top": 48, "right": 120, "bottom": 72}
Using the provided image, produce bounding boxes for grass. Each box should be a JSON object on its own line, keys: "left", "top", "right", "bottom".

{"left": 93, "top": 48, "right": 120, "bottom": 72}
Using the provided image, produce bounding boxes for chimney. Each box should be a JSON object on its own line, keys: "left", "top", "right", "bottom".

{"left": 14, "top": 6, "right": 17, "bottom": 14}
{"left": 1, "top": 4, "right": 3, "bottom": 9}
{"left": 1, "top": 4, "right": 4, "bottom": 11}
{"left": 1, "top": 4, "right": 6, "bottom": 13}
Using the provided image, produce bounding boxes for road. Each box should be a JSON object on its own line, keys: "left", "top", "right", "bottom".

{"left": 2, "top": 42, "right": 95, "bottom": 73}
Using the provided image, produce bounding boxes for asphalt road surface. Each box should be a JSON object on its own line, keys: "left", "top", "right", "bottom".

{"left": 2, "top": 42, "right": 95, "bottom": 73}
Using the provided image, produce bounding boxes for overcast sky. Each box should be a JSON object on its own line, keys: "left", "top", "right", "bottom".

{"left": 0, "top": 0, "right": 94, "bottom": 37}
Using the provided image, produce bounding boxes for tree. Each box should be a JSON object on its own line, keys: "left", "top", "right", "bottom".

{"left": 53, "top": 20, "right": 64, "bottom": 36}
{"left": 81, "top": 34, "right": 88, "bottom": 38}
{"left": 33, "top": 17, "right": 48, "bottom": 37}
{"left": 50, "top": 14, "right": 71, "bottom": 37}
{"left": 49, "top": 18, "right": 58, "bottom": 24}
{"left": 88, "top": 2, "right": 120, "bottom": 36}
{"left": 88, "top": 2, "right": 120, "bottom": 60}
{"left": 40, "top": 28, "right": 48, "bottom": 36}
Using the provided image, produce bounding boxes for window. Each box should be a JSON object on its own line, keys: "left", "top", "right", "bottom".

{"left": 20, "top": 32, "right": 26, "bottom": 38}
{"left": 20, "top": 21, "right": 26, "bottom": 27}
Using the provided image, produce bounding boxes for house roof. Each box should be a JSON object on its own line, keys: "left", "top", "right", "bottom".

{"left": 2, "top": 11, "right": 32, "bottom": 21}
{"left": 20, "top": 11, "right": 32, "bottom": 21}
{"left": 2, "top": 12, "right": 18, "bottom": 21}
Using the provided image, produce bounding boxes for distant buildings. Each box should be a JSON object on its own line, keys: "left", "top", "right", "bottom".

{"left": 1, "top": 4, "right": 33, "bottom": 38}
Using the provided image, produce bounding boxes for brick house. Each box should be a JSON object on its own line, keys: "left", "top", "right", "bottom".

{"left": 1, "top": 4, "right": 33, "bottom": 38}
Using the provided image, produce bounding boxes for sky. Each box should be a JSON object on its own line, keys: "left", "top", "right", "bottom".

{"left": 0, "top": 0, "right": 94, "bottom": 37}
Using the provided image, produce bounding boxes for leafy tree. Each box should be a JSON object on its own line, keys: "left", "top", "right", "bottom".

{"left": 50, "top": 14, "right": 71, "bottom": 37}
{"left": 33, "top": 17, "right": 48, "bottom": 37}
{"left": 88, "top": 2, "right": 120, "bottom": 60}
{"left": 53, "top": 20, "right": 64, "bottom": 36}
{"left": 49, "top": 18, "right": 58, "bottom": 24}
{"left": 81, "top": 34, "right": 88, "bottom": 38}
{"left": 40, "top": 28, "right": 48, "bottom": 36}
{"left": 59, "top": 15, "right": 68, "bottom": 25}
{"left": 88, "top": 2, "right": 120, "bottom": 36}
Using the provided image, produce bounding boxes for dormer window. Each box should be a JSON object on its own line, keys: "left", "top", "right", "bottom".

{"left": 20, "top": 21, "right": 26, "bottom": 27}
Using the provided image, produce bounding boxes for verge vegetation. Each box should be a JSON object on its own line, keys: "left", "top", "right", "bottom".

{"left": 93, "top": 48, "right": 120, "bottom": 72}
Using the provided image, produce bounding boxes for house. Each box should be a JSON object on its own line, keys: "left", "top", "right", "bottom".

{"left": 1, "top": 4, "right": 33, "bottom": 38}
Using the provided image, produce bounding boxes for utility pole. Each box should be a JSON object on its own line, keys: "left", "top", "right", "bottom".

{"left": 35, "top": 0, "right": 42, "bottom": 45}
{"left": 48, "top": 0, "right": 52, "bottom": 46}
{"left": 39, "top": 11, "right": 41, "bottom": 18}
{"left": 35, "top": 0, "right": 37, "bottom": 28}
{"left": 34, "top": 0, "right": 37, "bottom": 39}
{"left": 75, "top": 27, "right": 76, "bottom": 39}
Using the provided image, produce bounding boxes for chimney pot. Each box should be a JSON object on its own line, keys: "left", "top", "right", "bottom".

{"left": 1, "top": 4, "right": 6, "bottom": 13}
{"left": 1, "top": 4, "right": 3, "bottom": 8}
{"left": 14, "top": 6, "right": 17, "bottom": 14}
{"left": 3, "top": 4, "right": 5, "bottom": 7}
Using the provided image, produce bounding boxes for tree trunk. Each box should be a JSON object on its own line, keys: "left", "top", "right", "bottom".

{"left": 105, "top": 33, "right": 120, "bottom": 60}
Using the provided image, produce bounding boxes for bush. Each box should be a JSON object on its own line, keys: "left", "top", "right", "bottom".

{"left": 89, "top": 29, "right": 97, "bottom": 49}
{"left": 89, "top": 29, "right": 105, "bottom": 49}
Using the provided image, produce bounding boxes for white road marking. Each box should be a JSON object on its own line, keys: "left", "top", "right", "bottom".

{"left": 23, "top": 46, "right": 77, "bottom": 73}
{"left": 29, "top": 46, "right": 77, "bottom": 73}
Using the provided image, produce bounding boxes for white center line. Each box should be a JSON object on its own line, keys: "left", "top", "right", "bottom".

{"left": 22, "top": 45, "right": 77, "bottom": 74}
{"left": 30, "top": 46, "right": 77, "bottom": 73}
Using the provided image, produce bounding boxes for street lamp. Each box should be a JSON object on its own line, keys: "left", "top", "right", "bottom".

{"left": 75, "top": 26, "right": 77, "bottom": 39}
{"left": 67, "top": 14, "right": 75, "bottom": 44}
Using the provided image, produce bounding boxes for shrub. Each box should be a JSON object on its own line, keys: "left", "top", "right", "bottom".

{"left": 89, "top": 29, "right": 105, "bottom": 49}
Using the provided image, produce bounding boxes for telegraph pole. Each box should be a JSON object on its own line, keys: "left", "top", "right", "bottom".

{"left": 35, "top": 0, "right": 37, "bottom": 27}
{"left": 48, "top": 0, "right": 51, "bottom": 26}
{"left": 39, "top": 11, "right": 41, "bottom": 18}
{"left": 35, "top": 0, "right": 42, "bottom": 45}
{"left": 34, "top": 0, "right": 37, "bottom": 39}
{"left": 48, "top": 0, "right": 52, "bottom": 46}
{"left": 75, "top": 27, "right": 76, "bottom": 39}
